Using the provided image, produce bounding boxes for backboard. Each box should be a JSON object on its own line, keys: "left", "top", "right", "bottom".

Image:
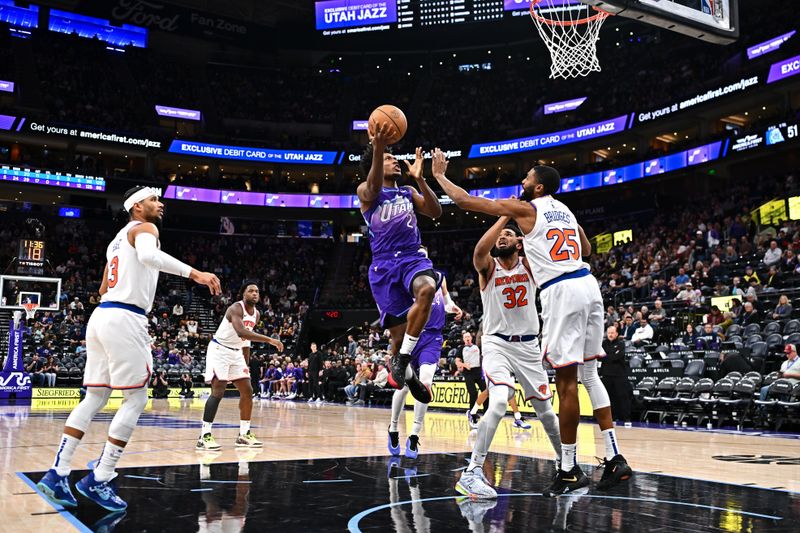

{"left": 0, "top": 275, "right": 62, "bottom": 312}
{"left": 581, "top": 0, "right": 739, "bottom": 44}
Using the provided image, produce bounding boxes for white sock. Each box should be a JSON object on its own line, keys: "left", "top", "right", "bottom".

{"left": 389, "top": 388, "right": 408, "bottom": 432}
{"left": 53, "top": 434, "right": 80, "bottom": 476}
{"left": 399, "top": 334, "right": 419, "bottom": 355}
{"left": 240, "top": 420, "right": 250, "bottom": 436}
{"left": 561, "top": 443, "right": 576, "bottom": 471}
{"left": 94, "top": 441, "right": 125, "bottom": 482}
{"left": 602, "top": 428, "right": 620, "bottom": 458}
{"left": 470, "top": 403, "right": 481, "bottom": 415}
{"left": 202, "top": 421, "right": 213, "bottom": 436}
{"left": 513, "top": 411, "right": 522, "bottom": 420}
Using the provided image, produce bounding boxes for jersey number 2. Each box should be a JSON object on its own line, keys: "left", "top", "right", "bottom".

{"left": 546, "top": 229, "right": 580, "bottom": 262}
{"left": 502, "top": 286, "right": 528, "bottom": 309}
{"left": 108, "top": 256, "right": 119, "bottom": 288}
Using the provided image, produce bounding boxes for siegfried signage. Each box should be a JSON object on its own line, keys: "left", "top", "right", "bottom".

{"left": 26, "top": 121, "right": 162, "bottom": 149}
{"left": 81, "top": 0, "right": 255, "bottom": 42}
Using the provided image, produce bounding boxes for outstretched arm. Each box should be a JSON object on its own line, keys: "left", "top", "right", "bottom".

{"left": 578, "top": 225, "right": 592, "bottom": 257}
{"left": 406, "top": 148, "right": 442, "bottom": 219}
{"left": 473, "top": 216, "right": 512, "bottom": 287}
{"left": 441, "top": 277, "right": 463, "bottom": 319}
{"left": 129, "top": 222, "right": 221, "bottom": 295}
{"left": 431, "top": 148, "right": 533, "bottom": 219}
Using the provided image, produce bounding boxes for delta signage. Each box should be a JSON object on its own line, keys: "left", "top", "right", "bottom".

{"left": 767, "top": 54, "right": 800, "bottom": 84}
{"left": 543, "top": 96, "right": 587, "bottom": 115}
{"left": 315, "top": 0, "right": 397, "bottom": 31}
{"left": 155, "top": 105, "right": 201, "bottom": 121}
{"left": 167, "top": 140, "right": 339, "bottom": 165}
{"left": 636, "top": 76, "right": 760, "bottom": 123}
{"left": 26, "top": 121, "right": 163, "bottom": 149}
{"left": 468, "top": 115, "right": 627, "bottom": 158}
{"left": 747, "top": 31, "right": 796, "bottom": 60}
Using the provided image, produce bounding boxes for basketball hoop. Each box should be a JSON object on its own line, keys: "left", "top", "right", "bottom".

{"left": 530, "top": 0, "right": 612, "bottom": 79}
{"left": 22, "top": 302, "right": 38, "bottom": 322}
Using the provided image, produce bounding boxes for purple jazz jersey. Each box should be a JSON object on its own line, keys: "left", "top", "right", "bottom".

{"left": 364, "top": 187, "right": 438, "bottom": 325}
{"left": 411, "top": 291, "right": 446, "bottom": 368}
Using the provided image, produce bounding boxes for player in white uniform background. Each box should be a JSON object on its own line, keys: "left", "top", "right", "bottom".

{"left": 456, "top": 216, "right": 562, "bottom": 499}
{"left": 38, "top": 185, "right": 220, "bottom": 512}
{"left": 198, "top": 282, "right": 284, "bottom": 450}
{"left": 431, "top": 150, "right": 632, "bottom": 497}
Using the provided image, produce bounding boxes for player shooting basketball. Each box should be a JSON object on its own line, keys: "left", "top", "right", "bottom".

{"left": 358, "top": 122, "right": 442, "bottom": 405}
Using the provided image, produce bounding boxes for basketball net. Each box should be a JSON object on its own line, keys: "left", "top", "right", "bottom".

{"left": 22, "top": 302, "right": 38, "bottom": 322}
{"left": 530, "top": 0, "right": 611, "bottom": 80}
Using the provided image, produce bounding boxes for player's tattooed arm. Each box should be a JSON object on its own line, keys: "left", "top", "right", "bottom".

{"left": 405, "top": 147, "right": 442, "bottom": 219}
{"left": 431, "top": 148, "right": 534, "bottom": 222}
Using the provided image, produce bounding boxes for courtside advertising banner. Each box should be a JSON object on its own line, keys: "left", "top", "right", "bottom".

{"left": 0, "top": 315, "right": 32, "bottom": 398}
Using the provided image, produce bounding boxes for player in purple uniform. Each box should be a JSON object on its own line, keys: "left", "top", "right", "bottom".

{"left": 388, "top": 261, "right": 462, "bottom": 458}
{"left": 358, "top": 124, "right": 443, "bottom": 404}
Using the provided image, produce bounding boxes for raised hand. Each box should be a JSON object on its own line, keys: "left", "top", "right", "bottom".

{"left": 431, "top": 148, "right": 449, "bottom": 178}
{"left": 369, "top": 121, "right": 396, "bottom": 149}
{"left": 403, "top": 146, "right": 424, "bottom": 181}
{"left": 271, "top": 338, "right": 285, "bottom": 353}
{"left": 190, "top": 270, "right": 221, "bottom": 295}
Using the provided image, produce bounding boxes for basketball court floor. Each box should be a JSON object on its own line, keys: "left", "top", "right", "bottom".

{"left": 1, "top": 399, "right": 797, "bottom": 532}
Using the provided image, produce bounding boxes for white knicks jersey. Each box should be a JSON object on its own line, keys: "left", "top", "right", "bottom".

{"left": 524, "top": 196, "right": 589, "bottom": 285}
{"left": 100, "top": 221, "right": 160, "bottom": 312}
{"left": 213, "top": 301, "right": 258, "bottom": 350}
{"left": 480, "top": 258, "right": 539, "bottom": 336}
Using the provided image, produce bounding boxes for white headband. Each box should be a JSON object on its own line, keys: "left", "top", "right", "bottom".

{"left": 124, "top": 187, "right": 162, "bottom": 212}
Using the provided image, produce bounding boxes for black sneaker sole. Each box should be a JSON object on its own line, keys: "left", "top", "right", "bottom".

{"left": 597, "top": 463, "right": 633, "bottom": 490}
{"left": 390, "top": 356, "right": 409, "bottom": 389}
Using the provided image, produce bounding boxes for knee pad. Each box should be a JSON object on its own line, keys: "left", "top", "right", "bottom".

{"left": 578, "top": 360, "right": 610, "bottom": 410}
{"left": 66, "top": 388, "right": 112, "bottom": 433}
{"left": 418, "top": 364, "right": 436, "bottom": 386}
{"left": 108, "top": 387, "right": 148, "bottom": 443}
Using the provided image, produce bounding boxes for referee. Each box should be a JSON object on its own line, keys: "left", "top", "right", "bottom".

{"left": 456, "top": 331, "right": 485, "bottom": 415}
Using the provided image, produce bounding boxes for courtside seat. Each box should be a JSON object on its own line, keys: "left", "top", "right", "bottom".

{"left": 743, "top": 371, "right": 763, "bottom": 387}
{"left": 765, "top": 333, "right": 784, "bottom": 350}
{"left": 762, "top": 321, "right": 782, "bottom": 335}
{"left": 762, "top": 371, "right": 781, "bottom": 387}
{"left": 726, "top": 324, "right": 742, "bottom": 337}
{"left": 664, "top": 377, "right": 695, "bottom": 422}
{"left": 784, "top": 332, "right": 800, "bottom": 346}
{"left": 717, "top": 378, "right": 758, "bottom": 428}
{"left": 726, "top": 372, "right": 743, "bottom": 382}
{"left": 782, "top": 319, "right": 800, "bottom": 336}
{"left": 642, "top": 377, "right": 678, "bottom": 423}
{"left": 750, "top": 342, "right": 768, "bottom": 360}
{"left": 745, "top": 334, "right": 763, "bottom": 347}
{"left": 743, "top": 324, "right": 761, "bottom": 337}
{"left": 684, "top": 359, "right": 705, "bottom": 379}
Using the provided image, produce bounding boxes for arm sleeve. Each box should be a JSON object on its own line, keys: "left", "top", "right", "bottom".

{"left": 134, "top": 232, "right": 192, "bottom": 277}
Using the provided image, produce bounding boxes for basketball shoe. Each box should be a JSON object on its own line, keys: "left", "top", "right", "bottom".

{"left": 37, "top": 469, "right": 78, "bottom": 508}
{"left": 513, "top": 417, "right": 532, "bottom": 429}
{"left": 75, "top": 471, "right": 127, "bottom": 512}
{"left": 388, "top": 429, "right": 401, "bottom": 456}
{"left": 404, "top": 435, "right": 420, "bottom": 459}
{"left": 456, "top": 466, "right": 497, "bottom": 499}
{"left": 596, "top": 454, "right": 633, "bottom": 490}
{"left": 542, "top": 465, "right": 590, "bottom": 497}
{"left": 389, "top": 353, "right": 412, "bottom": 389}
{"left": 235, "top": 431, "right": 263, "bottom": 448}
{"left": 406, "top": 374, "right": 432, "bottom": 404}
{"left": 196, "top": 433, "right": 221, "bottom": 451}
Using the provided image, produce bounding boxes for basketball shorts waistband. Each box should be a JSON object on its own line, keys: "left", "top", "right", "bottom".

{"left": 98, "top": 301, "right": 147, "bottom": 316}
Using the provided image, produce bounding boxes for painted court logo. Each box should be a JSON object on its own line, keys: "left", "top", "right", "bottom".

{"left": 712, "top": 454, "right": 800, "bottom": 465}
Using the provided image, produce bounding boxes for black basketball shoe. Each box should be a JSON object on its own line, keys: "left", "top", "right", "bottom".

{"left": 389, "top": 353, "right": 412, "bottom": 389}
{"left": 542, "top": 465, "right": 590, "bottom": 498}
{"left": 596, "top": 454, "right": 633, "bottom": 490}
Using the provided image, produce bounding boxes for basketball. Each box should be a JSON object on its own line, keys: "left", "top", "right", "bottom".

{"left": 368, "top": 104, "right": 407, "bottom": 145}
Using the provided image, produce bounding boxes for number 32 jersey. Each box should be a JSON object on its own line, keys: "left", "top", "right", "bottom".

{"left": 100, "top": 220, "right": 160, "bottom": 313}
{"left": 524, "top": 196, "right": 589, "bottom": 285}
{"left": 480, "top": 258, "right": 539, "bottom": 336}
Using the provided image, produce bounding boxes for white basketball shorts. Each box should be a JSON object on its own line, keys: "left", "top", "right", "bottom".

{"left": 539, "top": 273, "right": 606, "bottom": 368}
{"left": 204, "top": 340, "right": 249, "bottom": 383}
{"left": 481, "top": 335, "right": 552, "bottom": 401}
{"left": 83, "top": 306, "right": 152, "bottom": 389}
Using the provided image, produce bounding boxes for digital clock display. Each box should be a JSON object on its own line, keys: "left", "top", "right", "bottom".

{"left": 324, "top": 310, "right": 342, "bottom": 319}
{"left": 18, "top": 239, "right": 45, "bottom": 264}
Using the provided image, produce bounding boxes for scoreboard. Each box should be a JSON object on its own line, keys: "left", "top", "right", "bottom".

{"left": 18, "top": 239, "right": 45, "bottom": 274}
{"left": 315, "top": 0, "right": 533, "bottom": 36}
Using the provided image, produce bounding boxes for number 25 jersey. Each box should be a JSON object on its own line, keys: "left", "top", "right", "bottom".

{"left": 524, "top": 196, "right": 589, "bottom": 285}
{"left": 480, "top": 258, "right": 539, "bottom": 336}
